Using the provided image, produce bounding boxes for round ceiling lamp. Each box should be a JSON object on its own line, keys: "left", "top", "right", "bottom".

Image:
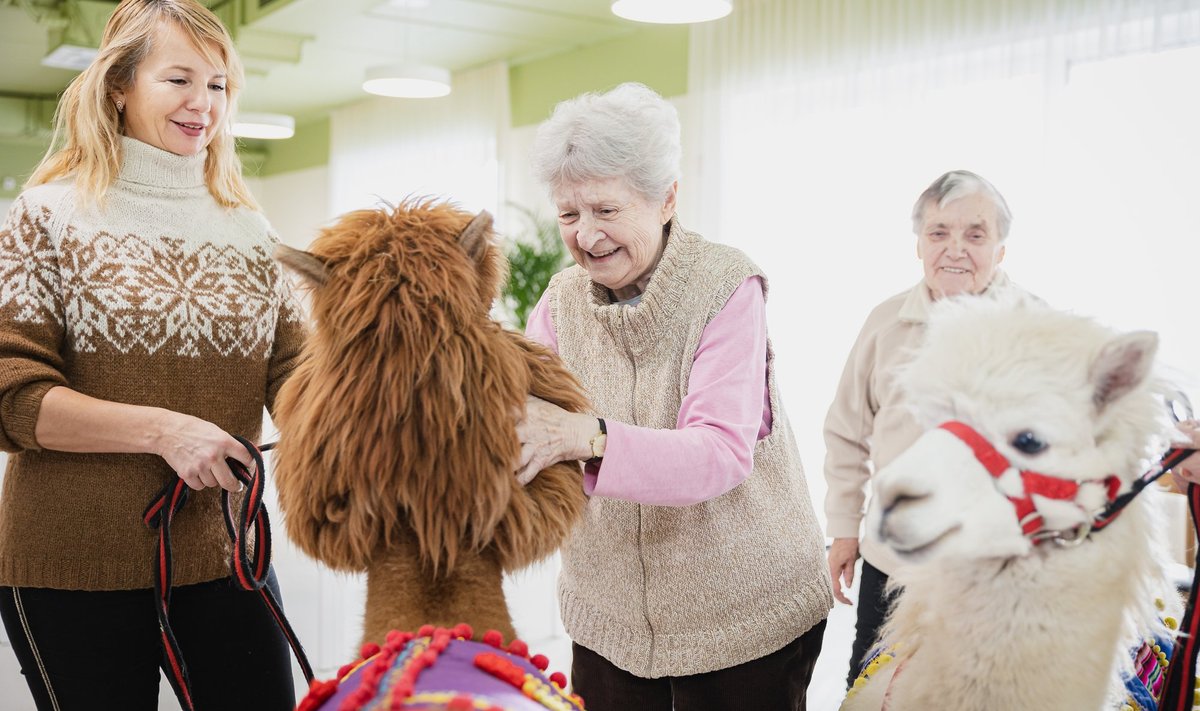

{"left": 610, "top": 0, "right": 732, "bottom": 24}
{"left": 231, "top": 112, "right": 296, "bottom": 140}
{"left": 363, "top": 64, "right": 452, "bottom": 98}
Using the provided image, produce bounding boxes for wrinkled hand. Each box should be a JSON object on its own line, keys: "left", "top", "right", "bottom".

{"left": 514, "top": 395, "right": 594, "bottom": 486}
{"left": 1171, "top": 420, "right": 1200, "bottom": 488}
{"left": 155, "top": 411, "right": 252, "bottom": 492}
{"left": 829, "top": 537, "right": 860, "bottom": 605}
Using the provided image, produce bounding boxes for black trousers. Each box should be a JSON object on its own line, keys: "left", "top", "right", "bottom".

{"left": 0, "top": 570, "right": 296, "bottom": 711}
{"left": 571, "top": 618, "right": 827, "bottom": 711}
{"left": 845, "top": 559, "right": 897, "bottom": 688}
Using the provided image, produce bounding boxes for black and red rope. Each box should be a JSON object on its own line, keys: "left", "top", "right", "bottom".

{"left": 142, "top": 437, "right": 313, "bottom": 710}
{"left": 1161, "top": 480, "right": 1200, "bottom": 711}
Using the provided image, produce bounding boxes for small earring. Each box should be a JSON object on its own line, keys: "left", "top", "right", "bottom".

{"left": 115, "top": 100, "right": 124, "bottom": 113}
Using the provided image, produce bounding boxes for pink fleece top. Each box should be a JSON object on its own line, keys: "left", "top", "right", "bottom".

{"left": 524, "top": 276, "right": 772, "bottom": 506}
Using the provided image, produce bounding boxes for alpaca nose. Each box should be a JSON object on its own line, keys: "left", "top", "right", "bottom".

{"left": 877, "top": 491, "right": 930, "bottom": 543}
{"left": 879, "top": 489, "right": 930, "bottom": 516}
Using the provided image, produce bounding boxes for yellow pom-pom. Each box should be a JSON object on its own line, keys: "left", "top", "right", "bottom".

{"left": 853, "top": 676, "right": 867, "bottom": 689}
{"left": 878, "top": 654, "right": 894, "bottom": 665}
{"left": 1157, "top": 598, "right": 1167, "bottom": 611}
{"left": 1166, "top": 617, "right": 1179, "bottom": 630}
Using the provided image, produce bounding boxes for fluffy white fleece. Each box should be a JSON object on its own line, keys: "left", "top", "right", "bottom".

{"left": 841, "top": 293, "right": 1179, "bottom": 711}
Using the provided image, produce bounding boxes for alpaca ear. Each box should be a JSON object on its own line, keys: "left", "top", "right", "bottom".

{"left": 1091, "top": 330, "right": 1158, "bottom": 410}
{"left": 275, "top": 244, "right": 330, "bottom": 287}
{"left": 457, "top": 210, "right": 494, "bottom": 264}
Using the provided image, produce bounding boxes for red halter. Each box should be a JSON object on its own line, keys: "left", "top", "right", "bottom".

{"left": 938, "top": 421, "right": 1123, "bottom": 545}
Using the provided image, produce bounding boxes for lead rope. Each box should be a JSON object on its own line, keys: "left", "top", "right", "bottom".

{"left": 1160, "top": 480, "right": 1200, "bottom": 711}
{"left": 142, "top": 437, "right": 314, "bottom": 710}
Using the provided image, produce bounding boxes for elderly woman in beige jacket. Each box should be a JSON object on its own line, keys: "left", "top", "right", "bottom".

{"left": 515, "top": 83, "right": 832, "bottom": 711}
{"left": 823, "top": 170, "right": 1026, "bottom": 687}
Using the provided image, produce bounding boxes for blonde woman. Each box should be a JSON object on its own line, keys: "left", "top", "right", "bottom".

{"left": 0, "top": 1, "right": 303, "bottom": 708}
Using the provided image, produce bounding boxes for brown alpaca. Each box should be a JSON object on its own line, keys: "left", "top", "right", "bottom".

{"left": 272, "top": 200, "right": 588, "bottom": 645}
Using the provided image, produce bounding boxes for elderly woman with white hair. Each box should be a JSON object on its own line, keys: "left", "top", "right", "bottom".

{"left": 514, "top": 82, "right": 832, "bottom": 711}
{"left": 823, "top": 170, "right": 1028, "bottom": 688}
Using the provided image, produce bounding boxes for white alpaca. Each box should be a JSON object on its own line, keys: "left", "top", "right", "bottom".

{"left": 841, "top": 295, "right": 1181, "bottom": 711}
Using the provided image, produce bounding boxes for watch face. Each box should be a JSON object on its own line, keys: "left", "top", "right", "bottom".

{"left": 591, "top": 433, "right": 607, "bottom": 459}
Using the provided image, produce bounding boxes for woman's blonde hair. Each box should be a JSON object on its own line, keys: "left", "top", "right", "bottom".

{"left": 27, "top": 0, "right": 256, "bottom": 209}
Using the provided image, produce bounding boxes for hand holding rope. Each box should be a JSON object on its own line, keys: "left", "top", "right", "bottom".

{"left": 142, "top": 437, "right": 313, "bottom": 711}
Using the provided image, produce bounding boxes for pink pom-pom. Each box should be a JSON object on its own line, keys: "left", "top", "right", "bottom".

{"left": 417, "top": 624, "right": 435, "bottom": 638}
{"left": 530, "top": 653, "right": 549, "bottom": 671}
{"left": 482, "top": 630, "right": 503, "bottom": 648}
{"left": 359, "top": 642, "right": 380, "bottom": 659}
{"left": 452, "top": 623, "right": 474, "bottom": 640}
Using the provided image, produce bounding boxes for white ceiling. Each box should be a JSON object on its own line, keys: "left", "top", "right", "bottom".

{"left": 0, "top": 0, "right": 646, "bottom": 122}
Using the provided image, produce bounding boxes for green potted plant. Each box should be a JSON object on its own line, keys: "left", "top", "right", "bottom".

{"left": 500, "top": 205, "right": 570, "bottom": 331}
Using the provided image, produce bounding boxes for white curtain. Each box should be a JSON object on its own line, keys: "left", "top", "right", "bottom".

{"left": 329, "top": 61, "right": 509, "bottom": 217}
{"left": 689, "top": 0, "right": 1200, "bottom": 530}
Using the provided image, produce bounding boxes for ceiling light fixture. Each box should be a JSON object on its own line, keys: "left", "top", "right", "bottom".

{"left": 231, "top": 112, "right": 296, "bottom": 140}
{"left": 611, "top": 0, "right": 732, "bottom": 24}
{"left": 42, "top": 44, "right": 98, "bottom": 71}
{"left": 362, "top": 64, "right": 452, "bottom": 98}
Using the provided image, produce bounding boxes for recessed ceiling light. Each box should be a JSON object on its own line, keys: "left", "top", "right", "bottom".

{"left": 611, "top": 0, "right": 732, "bottom": 24}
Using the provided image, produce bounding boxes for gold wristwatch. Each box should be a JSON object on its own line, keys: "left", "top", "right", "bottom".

{"left": 587, "top": 418, "right": 607, "bottom": 463}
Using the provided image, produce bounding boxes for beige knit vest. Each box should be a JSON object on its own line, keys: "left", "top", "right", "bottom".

{"left": 547, "top": 220, "right": 833, "bottom": 678}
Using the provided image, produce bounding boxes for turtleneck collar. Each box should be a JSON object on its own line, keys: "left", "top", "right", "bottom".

{"left": 581, "top": 216, "right": 699, "bottom": 355}
{"left": 117, "top": 136, "right": 206, "bottom": 189}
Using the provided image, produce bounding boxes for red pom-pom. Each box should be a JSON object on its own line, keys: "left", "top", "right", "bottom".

{"left": 295, "top": 677, "right": 339, "bottom": 711}
{"left": 336, "top": 662, "right": 356, "bottom": 680}
{"left": 420, "top": 650, "right": 438, "bottom": 667}
{"left": 393, "top": 681, "right": 414, "bottom": 699}
{"left": 359, "top": 642, "right": 380, "bottom": 659}
{"left": 417, "top": 624, "right": 435, "bottom": 638}
{"left": 447, "top": 695, "right": 475, "bottom": 710}
{"left": 452, "top": 623, "right": 474, "bottom": 640}
{"left": 385, "top": 630, "right": 413, "bottom": 648}
{"left": 475, "top": 652, "right": 526, "bottom": 687}
{"left": 530, "top": 653, "right": 549, "bottom": 671}
{"left": 482, "top": 630, "right": 503, "bottom": 648}
{"left": 506, "top": 639, "right": 529, "bottom": 657}
{"left": 550, "top": 671, "right": 567, "bottom": 688}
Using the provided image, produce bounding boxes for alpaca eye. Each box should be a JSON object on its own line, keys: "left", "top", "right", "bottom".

{"left": 1010, "top": 430, "right": 1047, "bottom": 455}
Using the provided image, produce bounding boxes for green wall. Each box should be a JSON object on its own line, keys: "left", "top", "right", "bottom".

{"left": 509, "top": 25, "right": 689, "bottom": 127}
{"left": 0, "top": 142, "right": 51, "bottom": 199}
{"left": 248, "top": 116, "right": 331, "bottom": 177}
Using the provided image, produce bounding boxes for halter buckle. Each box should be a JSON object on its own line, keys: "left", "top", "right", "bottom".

{"left": 1029, "top": 520, "right": 1093, "bottom": 547}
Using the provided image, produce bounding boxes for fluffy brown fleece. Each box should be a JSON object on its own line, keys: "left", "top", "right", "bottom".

{"left": 271, "top": 200, "right": 588, "bottom": 639}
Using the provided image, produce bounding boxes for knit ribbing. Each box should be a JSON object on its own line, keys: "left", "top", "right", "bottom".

{"left": 548, "top": 219, "right": 833, "bottom": 677}
{"left": 0, "top": 138, "right": 305, "bottom": 591}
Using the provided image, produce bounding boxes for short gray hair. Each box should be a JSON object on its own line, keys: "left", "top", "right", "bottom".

{"left": 530, "top": 82, "right": 681, "bottom": 202}
{"left": 911, "top": 170, "right": 1013, "bottom": 241}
